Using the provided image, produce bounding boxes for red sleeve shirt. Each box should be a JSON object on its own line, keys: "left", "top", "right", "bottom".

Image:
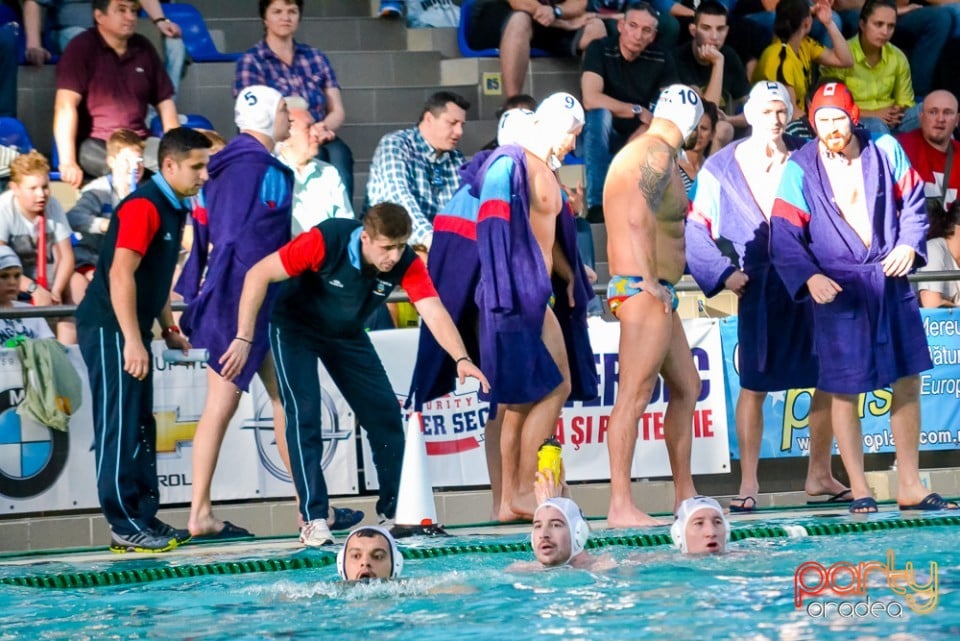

{"left": 401, "top": 256, "right": 438, "bottom": 302}
{"left": 278, "top": 228, "right": 326, "bottom": 276}
{"left": 115, "top": 198, "right": 161, "bottom": 256}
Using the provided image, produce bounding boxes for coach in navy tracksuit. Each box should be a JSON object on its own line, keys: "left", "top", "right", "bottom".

{"left": 76, "top": 128, "right": 212, "bottom": 553}
{"left": 218, "top": 202, "right": 489, "bottom": 547}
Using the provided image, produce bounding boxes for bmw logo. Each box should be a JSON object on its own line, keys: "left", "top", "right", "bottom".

{"left": 0, "top": 387, "right": 69, "bottom": 498}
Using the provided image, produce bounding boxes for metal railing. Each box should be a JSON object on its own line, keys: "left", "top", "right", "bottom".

{"left": 2, "top": 271, "right": 959, "bottom": 319}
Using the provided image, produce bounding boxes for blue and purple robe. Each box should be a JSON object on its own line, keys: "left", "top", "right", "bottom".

{"left": 175, "top": 134, "right": 293, "bottom": 390}
{"left": 409, "top": 146, "right": 598, "bottom": 410}
{"left": 770, "top": 131, "right": 932, "bottom": 394}
{"left": 686, "top": 135, "right": 819, "bottom": 391}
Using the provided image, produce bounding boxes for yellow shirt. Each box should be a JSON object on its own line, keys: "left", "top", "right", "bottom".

{"left": 753, "top": 37, "right": 825, "bottom": 114}
{"left": 820, "top": 36, "right": 914, "bottom": 111}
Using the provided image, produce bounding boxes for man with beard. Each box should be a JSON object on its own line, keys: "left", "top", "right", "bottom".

{"left": 685, "top": 81, "right": 849, "bottom": 513}
{"left": 771, "top": 81, "right": 958, "bottom": 514}
{"left": 603, "top": 84, "right": 703, "bottom": 527}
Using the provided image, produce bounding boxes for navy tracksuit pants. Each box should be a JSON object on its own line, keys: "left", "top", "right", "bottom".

{"left": 78, "top": 326, "right": 160, "bottom": 536}
{"left": 270, "top": 323, "right": 404, "bottom": 522}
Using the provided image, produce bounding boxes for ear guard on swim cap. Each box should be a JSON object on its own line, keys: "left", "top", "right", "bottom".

{"left": 743, "top": 80, "right": 794, "bottom": 126}
{"left": 336, "top": 525, "right": 404, "bottom": 580}
{"left": 809, "top": 81, "right": 860, "bottom": 127}
{"left": 670, "top": 495, "right": 730, "bottom": 553}
{"left": 652, "top": 84, "right": 705, "bottom": 141}
{"left": 497, "top": 108, "right": 535, "bottom": 146}
{"left": 532, "top": 497, "right": 590, "bottom": 564}
{"left": 235, "top": 85, "right": 284, "bottom": 138}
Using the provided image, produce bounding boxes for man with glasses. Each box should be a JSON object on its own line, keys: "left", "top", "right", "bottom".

{"left": 366, "top": 91, "right": 469, "bottom": 250}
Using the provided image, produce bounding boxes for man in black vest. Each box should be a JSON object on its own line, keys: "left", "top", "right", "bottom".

{"left": 219, "top": 203, "right": 489, "bottom": 547}
{"left": 76, "top": 127, "right": 211, "bottom": 553}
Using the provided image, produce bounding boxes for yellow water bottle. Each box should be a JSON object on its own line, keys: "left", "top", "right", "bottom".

{"left": 537, "top": 436, "right": 563, "bottom": 479}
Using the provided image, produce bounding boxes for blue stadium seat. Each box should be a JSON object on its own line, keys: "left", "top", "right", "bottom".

{"left": 0, "top": 4, "right": 26, "bottom": 64}
{"left": 161, "top": 3, "right": 241, "bottom": 63}
{"left": 150, "top": 113, "right": 216, "bottom": 138}
{"left": 0, "top": 117, "right": 33, "bottom": 152}
{"left": 457, "top": 0, "right": 549, "bottom": 58}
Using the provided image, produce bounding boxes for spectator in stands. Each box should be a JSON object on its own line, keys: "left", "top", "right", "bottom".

{"left": 821, "top": 0, "right": 918, "bottom": 135}
{"left": 677, "top": 100, "right": 717, "bottom": 193}
{"left": 235, "top": 0, "right": 355, "bottom": 201}
{"left": 23, "top": 1, "right": 186, "bottom": 96}
{"left": 918, "top": 200, "right": 960, "bottom": 308}
{"left": 66, "top": 128, "right": 144, "bottom": 303}
{"left": 672, "top": 1, "right": 749, "bottom": 152}
{"left": 53, "top": 0, "right": 178, "bottom": 187}
{"left": 467, "top": 1, "right": 609, "bottom": 98}
{"left": 897, "top": 90, "right": 960, "bottom": 212}
{"left": 590, "top": 0, "right": 682, "bottom": 51}
{"left": 366, "top": 91, "right": 469, "bottom": 249}
{"left": 834, "top": 0, "right": 950, "bottom": 99}
{"left": 0, "top": 245, "right": 56, "bottom": 342}
{"left": 0, "top": 151, "right": 79, "bottom": 343}
{"left": 276, "top": 95, "right": 354, "bottom": 236}
{"left": 483, "top": 93, "right": 538, "bottom": 150}
{"left": 0, "top": 1, "right": 19, "bottom": 118}
{"left": 753, "top": 0, "right": 852, "bottom": 119}
{"left": 580, "top": 1, "right": 677, "bottom": 222}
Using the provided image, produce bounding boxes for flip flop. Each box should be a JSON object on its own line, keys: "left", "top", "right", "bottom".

{"left": 729, "top": 496, "right": 757, "bottom": 513}
{"left": 849, "top": 497, "right": 878, "bottom": 514}
{"left": 806, "top": 489, "right": 853, "bottom": 505}
{"left": 329, "top": 507, "right": 365, "bottom": 531}
{"left": 898, "top": 492, "right": 960, "bottom": 511}
{"left": 191, "top": 521, "right": 253, "bottom": 542}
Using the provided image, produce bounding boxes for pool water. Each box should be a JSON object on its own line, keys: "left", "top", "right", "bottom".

{"left": 1, "top": 515, "right": 958, "bottom": 640}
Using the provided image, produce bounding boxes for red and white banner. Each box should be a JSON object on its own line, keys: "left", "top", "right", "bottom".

{"left": 362, "top": 318, "right": 730, "bottom": 489}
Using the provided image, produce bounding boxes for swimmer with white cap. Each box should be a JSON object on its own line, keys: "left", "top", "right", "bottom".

{"left": 602, "top": 83, "right": 705, "bottom": 529}
{"left": 517, "top": 92, "right": 586, "bottom": 170}
{"left": 671, "top": 496, "right": 730, "bottom": 555}
{"left": 234, "top": 84, "right": 291, "bottom": 146}
{"left": 337, "top": 525, "right": 404, "bottom": 581}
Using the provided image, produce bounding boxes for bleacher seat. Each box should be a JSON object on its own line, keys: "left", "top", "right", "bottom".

{"left": 457, "top": 0, "right": 549, "bottom": 58}
{"left": 162, "top": 3, "right": 240, "bottom": 63}
{"left": 0, "top": 4, "right": 26, "bottom": 64}
{"left": 150, "top": 113, "right": 216, "bottom": 138}
{"left": 0, "top": 117, "right": 33, "bottom": 152}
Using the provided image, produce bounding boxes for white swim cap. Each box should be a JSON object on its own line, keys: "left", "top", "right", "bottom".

{"left": 532, "top": 497, "right": 590, "bottom": 564}
{"left": 497, "top": 108, "right": 535, "bottom": 146}
{"left": 743, "top": 80, "right": 794, "bottom": 126}
{"left": 534, "top": 92, "right": 586, "bottom": 137}
{"left": 336, "top": 525, "right": 404, "bottom": 580}
{"left": 652, "top": 84, "right": 705, "bottom": 141}
{"left": 235, "top": 85, "right": 284, "bottom": 139}
{"left": 670, "top": 495, "right": 730, "bottom": 553}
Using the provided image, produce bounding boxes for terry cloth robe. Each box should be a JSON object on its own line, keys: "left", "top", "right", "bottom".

{"left": 770, "top": 131, "right": 933, "bottom": 394}
{"left": 686, "top": 135, "right": 819, "bottom": 391}
{"left": 175, "top": 134, "right": 293, "bottom": 390}
{"left": 409, "top": 146, "right": 597, "bottom": 409}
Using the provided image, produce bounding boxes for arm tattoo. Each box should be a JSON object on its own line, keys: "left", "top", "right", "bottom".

{"left": 637, "top": 148, "right": 672, "bottom": 211}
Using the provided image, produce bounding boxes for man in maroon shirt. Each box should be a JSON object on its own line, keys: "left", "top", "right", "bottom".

{"left": 53, "top": 0, "right": 179, "bottom": 187}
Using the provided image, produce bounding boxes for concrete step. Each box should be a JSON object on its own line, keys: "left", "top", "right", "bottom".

{"left": 341, "top": 84, "right": 479, "bottom": 133}
{"left": 208, "top": 17, "right": 408, "bottom": 53}
{"left": 189, "top": 0, "right": 374, "bottom": 19}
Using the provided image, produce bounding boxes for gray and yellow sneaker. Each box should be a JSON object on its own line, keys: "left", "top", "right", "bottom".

{"left": 109, "top": 529, "right": 177, "bottom": 553}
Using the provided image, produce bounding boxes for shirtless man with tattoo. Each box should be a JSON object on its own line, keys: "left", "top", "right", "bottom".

{"left": 603, "top": 84, "right": 704, "bottom": 527}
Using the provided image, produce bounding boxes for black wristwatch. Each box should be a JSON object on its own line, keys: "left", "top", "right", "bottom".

{"left": 553, "top": 5, "right": 563, "bottom": 18}
{"left": 26, "top": 282, "right": 37, "bottom": 294}
{"left": 632, "top": 104, "right": 643, "bottom": 118}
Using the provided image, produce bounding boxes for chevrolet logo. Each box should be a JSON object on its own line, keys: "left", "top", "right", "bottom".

{"left": 155, "top": 407, "right": 200, "bottom": 454}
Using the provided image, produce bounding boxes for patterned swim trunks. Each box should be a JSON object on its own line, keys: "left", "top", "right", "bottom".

{"left": 606, "top": 275, "right": 679, "bottom": 318}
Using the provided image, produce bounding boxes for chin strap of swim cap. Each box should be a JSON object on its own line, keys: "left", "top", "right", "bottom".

{"left": 652, "top": 84, "right": 705, "bottom": 141}
{"left": 671, "top": 495, "right": 730, "bottom": 553}
{"left": 529, "top": 92, "right": 585, "bottom": 170}
{"left": 533, "top": 497, "right": 591, "bottom": 564}
{"left": 336, "top": 525, "right": 404, "bottom": 579}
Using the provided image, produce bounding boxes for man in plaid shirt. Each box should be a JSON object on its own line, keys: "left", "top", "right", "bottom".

{"left": 365, "top": 91, "right": 469, "bottom": 249}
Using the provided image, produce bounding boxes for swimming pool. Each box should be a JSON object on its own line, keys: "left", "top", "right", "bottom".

{"left": 1, "top": 514, "right": 958, "bottom": 640}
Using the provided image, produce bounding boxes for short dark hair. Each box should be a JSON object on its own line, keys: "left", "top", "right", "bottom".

{"left": 694, "top": 0, "right": 728, "bottom": 24}
{"left": 928, "top": 199, "right": 960, "bottom": 240}
{"left": 495, "top": 94, "right": 537, "bottom": 119}
{"left": 363, "top": 202, "right": 412, "bottom": 240}
{"left": 860, "top": 0, "right": 897, "bottom": 23}
{"left": 259, "top": 0, "right": 303, "bottom": 20}
{"left": 158, "top": 127, "right": 213, "bottom": 166}
{"left": 419, "top": 91, "right": 470, "bottom": 122}
{"left": 624, "top": 1, "right": 659, "bottom": 21}
{"left": 93, "top": 0, "right": 137, "bottom": 13}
